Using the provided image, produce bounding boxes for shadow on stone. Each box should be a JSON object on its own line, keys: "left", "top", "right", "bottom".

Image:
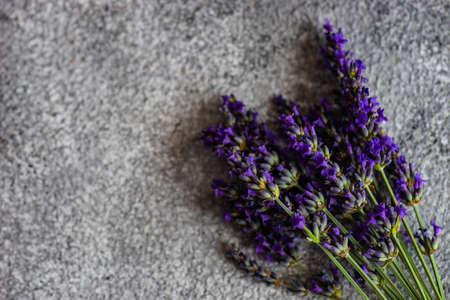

{"left": 164, "top": 19, "right": 340, "bottom": 278}
{"left": 165, "top": 93, "right": 226, "bottom": 220}
{"left": 288, "top": 19, "right": 336, "bottom": 108}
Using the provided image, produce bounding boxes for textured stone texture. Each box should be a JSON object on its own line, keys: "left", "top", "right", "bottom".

{"left": 0, "top": 1, "right": 448, "bottom": 299}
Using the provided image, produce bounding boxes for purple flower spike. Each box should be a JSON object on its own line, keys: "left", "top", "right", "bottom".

{"left": 291, "top": 213, "right": 306, "bottom": 230}
{"left": 323, "top": 18, "right": 333, "bottom": 32}
{"left": 320, "top": 20, "right": 400, "bottom": 169}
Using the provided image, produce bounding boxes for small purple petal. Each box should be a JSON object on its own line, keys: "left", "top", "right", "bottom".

{"left": 394, "top": 205, "right": 408, "bottom": 218}
{"left": 291, "top": 213, "right": 306, "bottom": 230}
{"left": 430, "top": 220, "right": 442, "bottom": 236}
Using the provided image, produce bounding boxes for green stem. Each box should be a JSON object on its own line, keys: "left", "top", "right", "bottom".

{"left": 378, "top": 168, "right": 397, "bottom": 205}
{"left": 390, "top": 261, "right": 420, "bottom": 300}
{"left": 373, "top": 177, "right": 381, "bottom": 193}
{"left": 378, "top": 168, "right": 442, "bottom": 299}
{"left": 397, "top": 238, "right": 433, "bottom": 299}
{"left": 346, "top": 254, "right": 388, "bottom": 300}
{"left": 429, "top": 254, "right": 445, "bottom": 299}
{"left": 412, "top": 205, "right": 425, "bottom": 228}
{"left": 380, "top": 267, "right": 405, "bottom": 300}
{"left": 351, "top": 250, "right": 404, "bottom": 300}
{"left": 363, "top": 184, "right": 420, "bottom": 299}
{"left": 291, "top": 261, "right": 313, "bottom": 276}
{"left": 382, "top": 282, "right": 400, "bottom": 300}
{"left": 365, "top": 186, "right": 378, "bottom": 205}
{"left": 402, "top": 215, "right": 440, "bottom": 299}
{"left": 323, "top": 208, "right": 345, "bottom": 232}
{"left": 370, "top": 261, "right": 404, "bottom": 300}
{"left": 392, "top": 235, "right": 429, "bottom": 299}
{"left": 318, "top": 244, "right": 370, "bottom": 300}
{"left": 323, "top": 208, "right": 405, "bottom": 299}
{"left": 274, "top": 199, "right": 370, "bottom": 298}
{"left": 275, "top": 197, "right": 319, "bottom": 243}
{"left": 274, "top": 197, "right": 292, "bottom": 216}
{"left": 277, "top": 200, "right": 370, "bottom": 299}
{"left": 402, "top": 214, "right": 441, "bottom": 299}
{"left": 413, "top": 204, "right": 445, "bottom": 298}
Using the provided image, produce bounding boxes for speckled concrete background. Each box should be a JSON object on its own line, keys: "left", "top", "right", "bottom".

{"left": 0, "top": 1, "right": 448, "bottom": 299}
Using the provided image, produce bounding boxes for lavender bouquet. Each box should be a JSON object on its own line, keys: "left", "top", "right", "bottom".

{"left": 201, "top": 20, "right": 445, "bottom": 300}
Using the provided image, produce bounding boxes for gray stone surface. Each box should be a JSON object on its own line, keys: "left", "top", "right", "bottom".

{"left": 0, "top": 0, "right": 448, "bottom": 299}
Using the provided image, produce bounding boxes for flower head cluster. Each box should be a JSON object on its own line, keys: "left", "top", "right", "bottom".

{"left": 225, "top": 244, "right": 342, "bottom": 299}
{"left": 415, "top": 220, "right": 442, "bottom": 255}
{"left": 287, "top": 265, "right": 343, "bottom": 300}
{"left": 387, "top": 153, "right": 424, "bottom": 206}
{"left": 319, "top": 19, "right": 398, "bottom": 171}
{"left": 201, "top": 21, "right": 444, "bottom": 299}
{"left": 202, "top": 95, "right": 303, "bottom": 262}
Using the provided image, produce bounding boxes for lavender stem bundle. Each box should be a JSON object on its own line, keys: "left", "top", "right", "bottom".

{"left": 201, "top": 20, "right": 444, "bottom": 300}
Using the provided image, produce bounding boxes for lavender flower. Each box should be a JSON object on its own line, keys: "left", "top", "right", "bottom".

{"left": 322, "top": 226, "right": 349, "bottom": 258}
{"left": 387, "top": 153, "right": 423, "bottom": 206}
{"left": 320, "top": 19, "right": 398, "bottom": 170}
{"left": 225, "top": 244, "right": 283, "bottom": 286}
{"left": 274, "top": 95, "right": 368, "bottom": 218}
{"left": 226, "top": 244, "right": 343, "bottom": 299}
{"left": 201, "top": 21, "right": 444, "bottom": 300}
{"left": 416, "top": 220, "right": 442, "bottom": 255}
{"left": 363, "top": 237, "right": 398, "bottom": 266}
{"left": 365, "top": 202, "right": 407, "bottom": 237}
